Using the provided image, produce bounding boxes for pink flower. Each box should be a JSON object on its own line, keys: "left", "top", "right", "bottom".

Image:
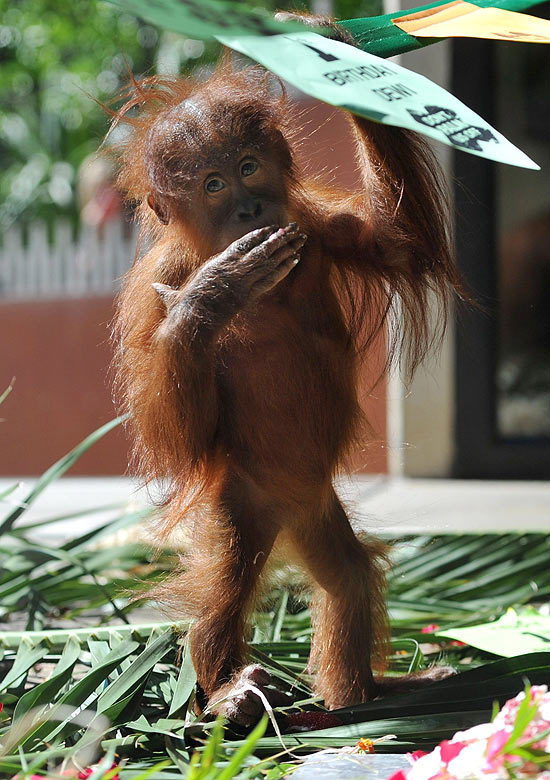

{"left": 78, "top": 764, "right": 119, "bottom": 780}
{"left": 386, "top": 771, "right": 408, "bottom": 780}
{"left": 447, "top": 740, "right": 492, "bottom": 779}
{"left": 12, "top": 776, "right": 45, "bottom": 780}
{"left": 440, "top": 740, "right": 467, "bottom": 764}
{"left": 486, "top": 729, "right": 510, "bottom": 761}
{"left": 408, "top": 750, "right": 428, "bottom": 762}
{"left": 407, "top": 746, "right": 447, "bottom": 780}
{"left": 494, "top": 685, "right": 550, "bottom": 752}
{"left": 386, "top": 686, "right": 550, "bottom": 780}
{"left": 454, "top": 722, "right": 499, "bottom": 742}
{"left": 421, "top": 624, "right": 440, "bottom": 634}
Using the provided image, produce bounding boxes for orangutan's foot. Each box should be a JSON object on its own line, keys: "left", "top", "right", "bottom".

{"left": 208, "top": 664, "right": 293, "bottom": 727}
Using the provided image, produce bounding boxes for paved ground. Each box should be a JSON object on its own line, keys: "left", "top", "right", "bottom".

{"left": 1, "top": 475, "right": 549, "bottom": 540}
{"left": 338, "top": 475, "right": 550, "bottom": 534}
{"left": 291, "top": 753, "right": 410, "bottom": 779}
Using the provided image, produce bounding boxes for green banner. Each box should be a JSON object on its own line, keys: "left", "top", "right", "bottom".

{"left": 107, "top": 0, "right": 548, "bottom": 53}
{"left": 106, "top": 0, "right": 541, "bottom": 167}
{"left": 439, "top": 610, "right": 550, "bottom": 657}
{"left": 219, "top": 31, "right": 538, "bottom": 169}
{"left": 107, "top": 0, "right": 306, "bottom": 39}
{"left": 340, "top": 0, "right": 549, "bottom": 57}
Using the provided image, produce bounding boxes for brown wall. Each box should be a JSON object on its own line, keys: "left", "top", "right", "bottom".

{"left": 0, "top": 297, "right": 129, "bottom": 475}
{"left": 0, "top": 294, "right": 386, "bottom": 476}
{"left": 0, "top": 99, "right": 387, "bottom": 476}
{"left": 293, "top": 100, "right": 387, "bottom": 474}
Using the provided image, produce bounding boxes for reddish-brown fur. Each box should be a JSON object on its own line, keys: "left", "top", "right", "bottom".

{"left": 107, "top": 27, "right": 460, "bottom": 719}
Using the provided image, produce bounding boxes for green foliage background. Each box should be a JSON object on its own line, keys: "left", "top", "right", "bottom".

{"left": 0, "top": 1, "right": 382, "bottom": 232}
{"left": 1, "top": 1, "right": 148, "bottom": 229}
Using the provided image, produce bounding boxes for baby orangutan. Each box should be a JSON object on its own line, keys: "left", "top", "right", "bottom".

{"left": 108, "top": 14, "right": 459, "bottom": 726}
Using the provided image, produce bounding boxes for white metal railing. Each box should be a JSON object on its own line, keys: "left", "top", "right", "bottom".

{"left": 0, "top": 219, "right": 138, "bottom": 299}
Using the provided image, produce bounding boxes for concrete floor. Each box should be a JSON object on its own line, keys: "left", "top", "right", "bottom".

{"left": 1, "top": 475, "right": 548, "bottom": 540}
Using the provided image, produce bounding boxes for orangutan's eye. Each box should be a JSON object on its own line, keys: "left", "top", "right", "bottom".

{"left": 240, "top": 159, "right": 258, "bottom": 177}
{"left": 205, "top": 177, "right": 225, "bottom": 193}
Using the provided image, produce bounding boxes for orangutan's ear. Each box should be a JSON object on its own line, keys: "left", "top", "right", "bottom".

{"left": 147, "top": 193, "right": 170, "bottom": 225}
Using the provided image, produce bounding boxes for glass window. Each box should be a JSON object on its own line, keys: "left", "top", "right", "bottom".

{"left": 496, "top": 15, "right": 550, "bottom": 439}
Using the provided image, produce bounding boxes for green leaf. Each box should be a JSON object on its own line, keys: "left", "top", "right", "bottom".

{"left": 30, "top": 638, "right": 141, "bottom": 745}
{"left": 0, "top": 416, "right": 126, "bottom": 535}
{"left": 215, "top": 716, "right": 268, "bottom": 780}
{"left": 0, "top": 482, "right": 22, "bottom": 503}
{"left": 129, "top": 760, "right": 173, "bottom": 780}
{"left": 168, "top": 638, "right": 197, "bottom": 716}
{"left": 97, "top": 630, "right": 174, "bottom": 713}
{"left": 13, "top": 636, "right": 80, "bottom": 724}
{"left": 0, "top": 380, "right": 14, "bottom": 405}
{"left": 0, "top": 643, "right": 49, "bottom": 693}
{"left": 0, "top": 622, "right": 185, "bottom": 651}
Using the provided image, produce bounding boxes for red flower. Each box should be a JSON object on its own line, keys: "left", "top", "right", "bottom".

{"left": 420, "top": 624, "right": 440, "bottom": 634}
{"left": 386, "top": 771, "right": 408, "bottom": 780}
{"left": 11, "top": 776, "right": 44, "bottom": 779}
{"left": 408, "top": 749, "right": 428, "bottom": 762}
{"left": 440, "top": 739, "right": 467, "bottom": 763}
{"left": 78, "top": 764, "right": 119, "bottom": 780}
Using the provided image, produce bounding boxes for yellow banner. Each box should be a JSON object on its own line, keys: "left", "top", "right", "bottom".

{"left": 393, "top": 0, "right": 550, "bottom": 42}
